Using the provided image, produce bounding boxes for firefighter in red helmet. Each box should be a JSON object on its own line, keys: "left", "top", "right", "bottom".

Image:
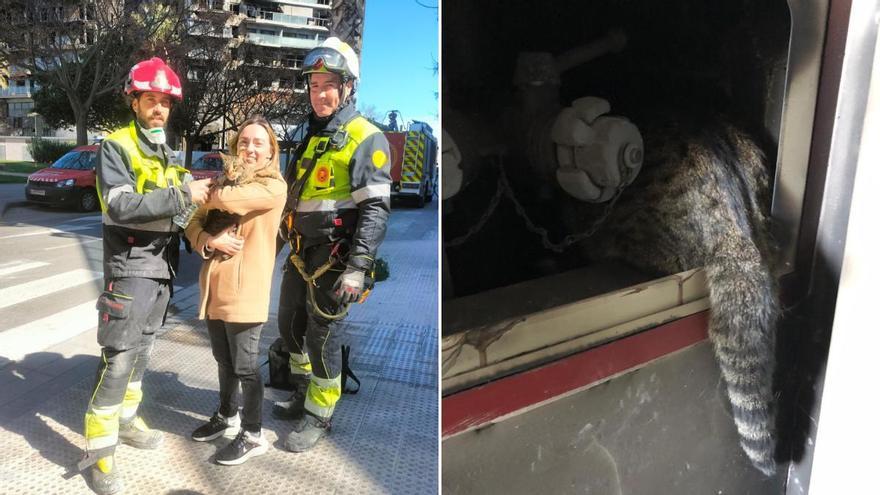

{"left": 80, "top": 57, "right": 213, "bottom": 495}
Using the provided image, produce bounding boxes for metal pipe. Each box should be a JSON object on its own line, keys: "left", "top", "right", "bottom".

{"left": 555, "top": 29, "right": 628, "bottom": 75}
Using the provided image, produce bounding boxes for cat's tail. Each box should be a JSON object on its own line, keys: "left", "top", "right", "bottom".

{"left": 705, "top": 243, "right": 779, "bottom": 476}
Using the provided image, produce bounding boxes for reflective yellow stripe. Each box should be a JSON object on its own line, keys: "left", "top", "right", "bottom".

{"left": 96, "top": 456, "right": 115, "bottom": 474}
{"left": 289, "top": 352, "right": 313, "bottom": 375}
{"left": 85, "top": 406, "right": 120, "bottom": 449}
{"left": 84, "top": 350, "right": 119, "bottom": 448}
{"left": 85, "top": 430, "right": 119, "bottom": 450}
{"left": 298, "top": 116, "right": 381, "bottom": 202}
{"left": 121, "top": 381, "right": 144, "bottom": 420}
{"left": 99, "top": 122, "right": 185, "bottom": 212}
{"left": 304, "top": 374, "right": 341, "bottom": 419}
{"left": 402, "top": 132, "right": 425, "bottom": 182}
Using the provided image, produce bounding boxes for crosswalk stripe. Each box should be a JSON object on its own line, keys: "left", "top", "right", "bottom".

{"left": 0, "top": 224, "right": 99, "bottom": 240}
{"left": 68, "top": 215, "right": 102, "bottom": 223}
{"left": 0, "top": 260, "right": 50, "bottom": 277}
{"left": 44, "top": 238, "right": 103, "bottom": 251}
{"left": 0, "top": 301, "right": 96, "bottom": 362}
{"left": 0, "top": 269, "right": 102, "bottom": 310}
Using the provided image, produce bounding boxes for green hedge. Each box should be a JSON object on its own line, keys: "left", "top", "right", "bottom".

{"left": 28, "top": 138, "right": 77, "bottom": 164}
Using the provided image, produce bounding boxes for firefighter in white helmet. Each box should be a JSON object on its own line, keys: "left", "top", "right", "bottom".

{"left": 80, "top": 57, "right": 213, "bottom": 495}
{"left": 272, "top": 37, "right": 392, "bottom": 451}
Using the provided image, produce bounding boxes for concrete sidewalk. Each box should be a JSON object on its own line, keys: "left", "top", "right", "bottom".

{"left": 0, "top": 205, "right": 439, "bottom": 494}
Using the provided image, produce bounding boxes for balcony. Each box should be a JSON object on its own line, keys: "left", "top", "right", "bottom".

{"left": 190, "top": 23, "right": 234, "bottom": 38}
{"left": 246, "top": 32, "right": 321, "bottom": 50}
{"left": 273, "top": 0, "right": 332, "bottom": 10}
{"left": 0, "top": 86, "right": 35, "bottom": 98}
{"left": 195, "top": 0, "right": 231, "bottom": 11}
{"left": 241, "top": 6, "right": 329, "bottom": 30}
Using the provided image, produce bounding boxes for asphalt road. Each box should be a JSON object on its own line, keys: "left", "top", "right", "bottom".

{"left": 1, "top": 183, "right": 213, "bottom": 364}
{"left": 0, "top": 182, "right": 439, "bottom": 366}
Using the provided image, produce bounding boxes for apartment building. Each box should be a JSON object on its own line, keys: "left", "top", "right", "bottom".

{"left": 0, "top": 67, "right": 41, "bottom": 137}
{"left": 190, "top": 0, "right": 337, "bottom": 89}
{"left": 0, "top": 0, "right": 101, "bottom": 138}
{"left": 0, "top": 0, "right": 364, "bottom": 141}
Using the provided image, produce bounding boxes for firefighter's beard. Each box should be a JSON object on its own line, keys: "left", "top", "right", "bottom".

{"left": 135, "top": 107, "right": 167, "bottom": 134}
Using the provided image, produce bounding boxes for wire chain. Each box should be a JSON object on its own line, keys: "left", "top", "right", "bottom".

{"left": 443, "top": 170, "right": 506, "bottom": 247}
{"left": 444, "top": 154, "right": 623, "bottom": 252}
{"left": 496, "top": 155, "right": 624, "bottom": 252}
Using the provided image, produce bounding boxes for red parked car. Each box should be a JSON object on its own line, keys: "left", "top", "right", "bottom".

{"left": 26, "top": 145, "right": 100, "bottom": 212}
{"left": 26, "top": 148, "right": 225, "bottom": 212}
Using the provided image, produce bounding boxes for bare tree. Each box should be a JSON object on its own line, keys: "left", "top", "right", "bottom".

{"left": 0, "top": 0, "right": 185, "bottom": 144}
{"left": 359, "top": 103, "right": 384, "bottom": 124}
{"left": 164, "top": 0, "right": 317, "bottom": 168}
{"left": 261, "top": 88, "right": 311, "bottom": 166}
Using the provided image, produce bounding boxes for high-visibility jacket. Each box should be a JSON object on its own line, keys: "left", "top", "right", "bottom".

{"left": 96, "top": 121, "right": 193, "bottom": 279}
{"left": 287, "top": 105, "right": 391, "bottom": 272}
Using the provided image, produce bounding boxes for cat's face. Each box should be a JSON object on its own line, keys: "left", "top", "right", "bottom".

{"left": 236, "top": 124, "right": 274, "bottom": 168}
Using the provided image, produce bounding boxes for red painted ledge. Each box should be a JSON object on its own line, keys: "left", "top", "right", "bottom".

{"left": 442, "top": 311, "right": 710, "bottom": 437}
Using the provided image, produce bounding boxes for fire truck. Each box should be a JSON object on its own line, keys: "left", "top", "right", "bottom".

{"left": 384, "top": 121, "right": 437, "bottom": 208}
{"left": 442, "top": 1, "right": 879, "bottom": 493}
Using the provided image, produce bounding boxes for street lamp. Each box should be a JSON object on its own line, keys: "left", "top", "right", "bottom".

{"left": 27, "top": 111, "right": 39, "bottom": 137}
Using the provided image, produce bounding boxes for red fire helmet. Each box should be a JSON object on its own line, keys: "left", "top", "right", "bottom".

{"left": 124, "top": 57, "right": 183, "bottom": 100}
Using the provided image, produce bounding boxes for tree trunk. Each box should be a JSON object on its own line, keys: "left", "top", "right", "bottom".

{"left": 185, "top": 134, "right": 195, "bottom": 169}
{"left": 74, "top": 107, "right": 88, "bottom": 146}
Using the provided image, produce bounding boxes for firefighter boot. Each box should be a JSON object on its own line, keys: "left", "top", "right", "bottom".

{"left": 89, "top": 456, "right": 123, "bottom": 495}
{"left": 285, "top": 412, "right": 331, "bottom": 452}
{"left": 271, "top": 374, "right": 310, "bottom": 420}
{"left": 118, "top": 416, "right": 163, "bottom": 449}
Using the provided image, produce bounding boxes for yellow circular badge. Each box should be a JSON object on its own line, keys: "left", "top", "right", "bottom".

{"left": 372, "top": 150, "right": 387, "bottom": 169}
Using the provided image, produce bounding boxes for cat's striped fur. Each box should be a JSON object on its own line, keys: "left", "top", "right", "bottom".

{"left": 570, "top": 120, "right": 779, "bottom": 475}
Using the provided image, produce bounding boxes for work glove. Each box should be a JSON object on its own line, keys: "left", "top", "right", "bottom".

{"left": 551, "top": 96, "right": 644, "bottom": 203}
{"left": 333, "top": 266, "right": 365, "bottom": 305}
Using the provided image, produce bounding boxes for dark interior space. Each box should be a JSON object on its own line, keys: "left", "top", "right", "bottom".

{"left": 442, "top": 0, "right": 791, "bottom": 302}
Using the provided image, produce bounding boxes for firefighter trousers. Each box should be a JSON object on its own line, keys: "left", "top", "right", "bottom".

{"left": 278, "top": 242, "right": 345, "bottom": 419}
{"left": 84, "top": 277, "right": 171, "bottom": 456}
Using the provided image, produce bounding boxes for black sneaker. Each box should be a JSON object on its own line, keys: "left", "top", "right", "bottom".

{"left": 285, "top": 413, "right": 331, "bottom": 452}
{"left": 192, "top": 412, "right": 241, "bottom": 442}
{"left": 215, "top": 429, "right": 268, "bottom": 466}
{"left": 272, "top": 375, "right": 310, "bottom": 420}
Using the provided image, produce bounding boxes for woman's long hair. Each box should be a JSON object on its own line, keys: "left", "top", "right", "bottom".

{"left": 223, "top": 115, "right": 283, "bottom": 184}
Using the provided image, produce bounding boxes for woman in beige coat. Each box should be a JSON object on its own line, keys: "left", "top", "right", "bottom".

{"left": 184, "top": 116, "right": 286, "bottom": 465}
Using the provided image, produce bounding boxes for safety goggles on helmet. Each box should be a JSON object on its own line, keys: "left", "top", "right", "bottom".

{"left": 302, "top": 47, "right": 351, "bottom": 79}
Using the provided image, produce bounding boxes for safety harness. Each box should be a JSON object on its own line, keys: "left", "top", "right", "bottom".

{"left": 284, "top": 123, "right": 354, "bottom": 321}
{"left": 283, "top": 114, "right": 381, "bottom": 321}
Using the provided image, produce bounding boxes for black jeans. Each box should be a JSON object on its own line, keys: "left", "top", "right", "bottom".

{"left": 206, "top": 320, "right": 264, "bottom": 433}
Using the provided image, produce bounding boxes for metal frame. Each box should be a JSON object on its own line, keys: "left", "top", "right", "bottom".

{"left": 771, "top": 0, "right": 831, "bottom": 274}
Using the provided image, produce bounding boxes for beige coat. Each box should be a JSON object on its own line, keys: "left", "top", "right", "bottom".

{"left": 185, "top": 176, "right": 287, "bottom": 323}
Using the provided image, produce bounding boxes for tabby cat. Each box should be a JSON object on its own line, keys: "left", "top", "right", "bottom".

{"left": 201, "top": 154, "right": 285, "bottom": 258}
{"left": 564, "top": 119, "right": 779, "bottom": 476}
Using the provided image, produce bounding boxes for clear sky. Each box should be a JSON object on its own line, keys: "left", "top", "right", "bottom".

{"left": 356, "top": 0, "right": 438, "bottom": 135}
